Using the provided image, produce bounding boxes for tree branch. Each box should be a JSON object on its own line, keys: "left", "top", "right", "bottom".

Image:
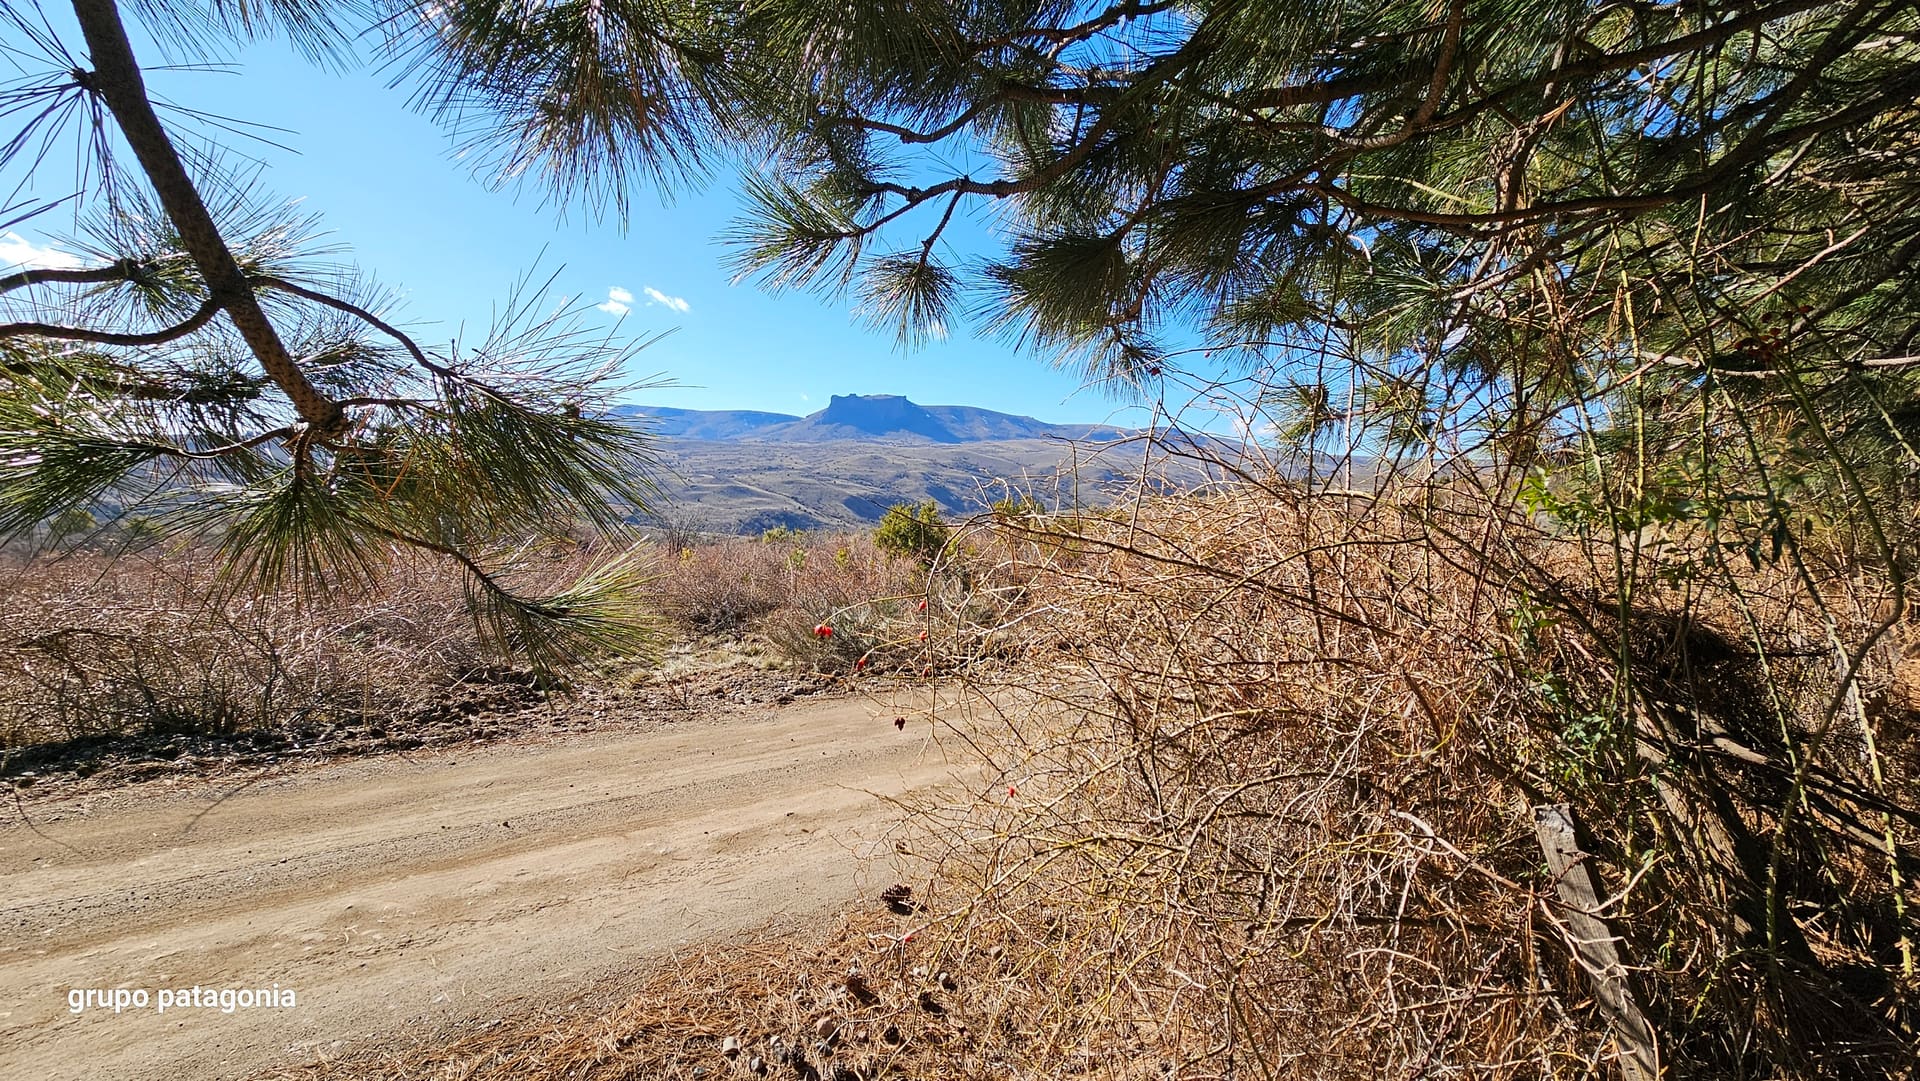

{"left": 0, "top": 293, "right": 220, "bottom": 346}
{"left": 251, "top": 274, "right": 456, "bottom": 377}
{"left": 69, "top": 0, "right": 345, "bottom": 435}
{"left": 0, "top": 258, "right": 141, "bottom": 294}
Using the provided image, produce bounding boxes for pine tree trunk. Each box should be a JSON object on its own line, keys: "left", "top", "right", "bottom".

{"left": 68, "top": 0, "right": 345, "bottom": 436}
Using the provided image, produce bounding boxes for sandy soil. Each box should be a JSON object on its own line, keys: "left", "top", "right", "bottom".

{"left": 0, "top": 694, "right": 957, "bottom": 1080}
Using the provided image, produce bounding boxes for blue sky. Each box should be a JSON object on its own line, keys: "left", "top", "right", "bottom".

{"left": 0, "top": 10, "right": 1186, "bottom": 429}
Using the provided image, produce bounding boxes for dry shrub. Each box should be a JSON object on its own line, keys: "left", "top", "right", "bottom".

{"left": 648, "top": 533, "right": 929, "bottom": 670}
{"left": 224, "top": 469, "right": 1914, "bottom": 1081}
{"left": 897, "top": 472, "right": 1919, "bottom": 1080}
{"left": 1, "top": 529, "right": 925, "bottom": 759}
{"left": 650, "top": 537, "right": 799, "bottom": 632}
{"left": 0, "top": 546, "right": 592, "bottom": 754}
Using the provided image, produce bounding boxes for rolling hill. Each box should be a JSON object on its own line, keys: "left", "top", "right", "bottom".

{"left": 614, "top": 395, "right": 1220, "bottom": 534}
{"left": 613, "top": 394, "right": 1135, "bottom": 444}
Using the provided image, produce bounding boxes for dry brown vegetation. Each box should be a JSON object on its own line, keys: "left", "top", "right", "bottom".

{"left": 909, "top": 474, "right": 1919, "bottom": 1079}
{"left": 260, "top": 470, "right": 1919, "bottom": 1081}
{"left": 262, "top": 904, "right": 1179, "bottom": 1081}
{"left": 647, "top": 531, "right": 928, "bottom": 670}
{"left": 0, "top": 531, "right": 925, "bottom": 783}
{"left": 0, "top": 550, "right": 499, "bottom": 754}
{"left": 12, "top": 469, "right": 1918, "bottom": 1080}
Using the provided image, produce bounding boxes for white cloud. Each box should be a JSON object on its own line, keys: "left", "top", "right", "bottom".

{"left": 0, "top": 232, "right": 84, "bottom": 272}
{"left": 597, "top": 285, "right": 634, "bottom": 316}
{"left": 643, "top": 286, "right": 690, "bottom": 314}
{"left": 1229, "top": 411, "right": 1283, "bottom": 445}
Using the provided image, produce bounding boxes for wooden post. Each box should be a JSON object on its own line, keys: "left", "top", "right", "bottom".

{"left": 1534, "top": 803, "right": 1661, "bottom": 1081}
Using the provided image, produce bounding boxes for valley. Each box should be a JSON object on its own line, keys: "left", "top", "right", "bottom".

{"left": 619, "top": 394, "right": 1225, "bottom": 533}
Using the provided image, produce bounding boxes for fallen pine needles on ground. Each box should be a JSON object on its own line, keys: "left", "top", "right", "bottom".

{"left": 256, "top": 898, "right": 1182, "bottom": 1081}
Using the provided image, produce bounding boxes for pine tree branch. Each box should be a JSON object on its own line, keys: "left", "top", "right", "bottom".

{"left": 1424, "top": 0, "right": 1862, "bottom": 133}
{"left": 251, "top": 274, "right": 456, "bottom": 377}
{"left": 0, "top": 258, "right": 141, "bottom": 294}
{"left": 68, "top": 0, "right": 346, "bottom": 435}
{"left": 822, "top": 100, "right": 992, "bottom": 146}
{"left": 0, "top": 293, "right": 220, "bottom": 346}
{"left": 1, "top": 354, "right": 267, "bottom": 405}
{"left": 121, "top": 425, "right": 295, "bottom": 460}
{"left": 968, "top": 0, "right": 1180, "bottom": 52}
{"left": 1312, "top": 73, "right": 1920, "bottom": 231}
{"left": 1321, "top": 0, "right": 1464, "bottom": 151}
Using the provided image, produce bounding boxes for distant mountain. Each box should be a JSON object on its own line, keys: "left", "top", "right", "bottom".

{"left": 609, "top": 393, "right": 1232, "bottom": 534}
{"left": 640, "top": 437, "right": 1220, "bottom": 535}
{"left": 781, "top": 393, "right": 959, "bottom": 442}
{"left": 612, "top": 394, "right": 1135, "bottom": 444}
{"left": 614, "top": 406, "right": 801, "bottom": 441}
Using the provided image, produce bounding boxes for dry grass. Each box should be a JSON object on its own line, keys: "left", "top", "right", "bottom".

{"left": 905, "top": 472, "right": 1919, "bottom": 1079}
{"left": 0, "top": 549, "right": 506, "bottom": 754}
{"left": 16, "top": 469, "right": 1919, "bottom": 1080}
{"left": 262, "top": 900, "right": 1184, "bottom": 1081}
{"left": 239, "top": 475, "right": 1918, "bottom": 1079}
{"left": 0, "top": 531, "right": 933, "bottom": 765}
{"left": 646, "top": 532, "right": 937, "bottom": 674}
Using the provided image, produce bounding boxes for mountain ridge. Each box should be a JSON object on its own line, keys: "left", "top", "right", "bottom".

{"left": 613, "top": 393, "right": 1134, "bottom": 444}
{"left": 610, "top": 393, "right": 1220, "bottom": 534}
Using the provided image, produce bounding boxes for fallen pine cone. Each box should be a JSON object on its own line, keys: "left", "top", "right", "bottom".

{"left": 880, "top": 884, "right": 917, "bottom": 915}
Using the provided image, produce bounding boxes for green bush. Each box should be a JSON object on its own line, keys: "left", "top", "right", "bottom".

{"left": 873, "top": 501, "right": 950, "bottom": 565}
{"left": 990, "top": 495, "right": 1045, "bottom": 522}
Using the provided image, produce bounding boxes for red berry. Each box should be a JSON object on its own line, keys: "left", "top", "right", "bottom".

{"left": 917, "top": 599, "right": 928, "bottom": 611}
{"left": 917, "top": 630, "right": 928, "bottom": 641}
{"left": 1007, "top": 786, "right": 1017, "bottom": 797}
{"left": 855, "top": 656, "right": 867, "bottom": 669}
{"left": 814, "top": 624, "right": 833, "bottom": 638}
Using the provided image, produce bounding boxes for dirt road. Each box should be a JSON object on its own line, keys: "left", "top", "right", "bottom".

{"left": 0, "top": 695, "right": 957, "bottom": 1080}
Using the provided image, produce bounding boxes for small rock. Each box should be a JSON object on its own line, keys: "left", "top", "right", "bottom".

{"left": 722, "top": 1035, "right": 742, "bottom": 1058}
{"left": 747, "top": 1055, "right": 767, "bottom": 1075}
{"left": 937, "top": 970, "right": 957, "bottom": 991}
{"left": 813, "top": 1016, "right": 836, "bottom": 1041}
